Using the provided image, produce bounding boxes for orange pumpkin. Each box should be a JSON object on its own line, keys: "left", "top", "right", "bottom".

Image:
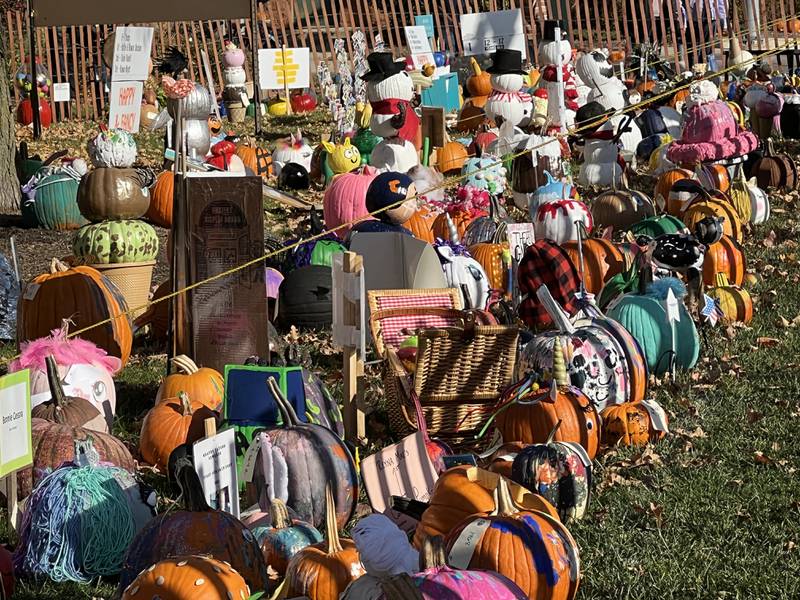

{"left": 432, "top": 207, "right": 485, "bottom": 241}
{"left": 494, "top": 340, "right": 601, "bottom": 460}
{"left": 444, "top": 478, "right": 580, "bottom": 600}
{"left": 155, "top": 355, "right": 224, "bottom": 410}
{"left": 485, "top": 442, "right": 527, "bottom": 479}
{"left": 562, "top": 238, "right": 625, "bottom": 295}
{"left": 636, "top": 80, "right": 656, "bottom": 95}
{"left": 437, "top": 142, "right": 469, "bottom": 174}
{"left": 121, "top": 556, "right": 251, "bottom": 599}
{"left": 600, "top": 401, "right": 667, "bottom": 446}
{"left": 17, "top": 258, "right": 133, "bottom": 366}
{"left": 609, "top": 50, "right": 626, "bottom": 63}
{"left": 683, "top": 197, "right": 744, "bottom": 242}
{"left": 655, "top": 168, "right": 695, "bottom": 212}
{"left": 466, "top": 57, "right": 493, "bottom": 97}
{"left": 702, "top": 234, "right": 746, "bottom": 286}
{"left": 669, "top": 88, "right": 690, "bottom": 109}
{"left": 139, "top": 391, "right": 218, "bottom": 472}
{"left": 236, "top": 141, "right": 273, "bottom": 179}
{"left": 469, "top": 240, "right": 511, "bottom": 296}
{"left": 412, "top": 465, "right": 559, "bottom": 549}
{"left": 145, "top": 170, "right": 174, "bottom": 228}
{"left": 284, "top": 487, "right": 365, "bottom": 600}
{"left": 406, "top": 204, "right": 441, "bottom": 243}
{"left": 697, "top": 163, "right": 731, "bottom": 194}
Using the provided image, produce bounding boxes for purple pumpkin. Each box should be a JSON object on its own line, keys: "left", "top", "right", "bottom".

{"left": 323, "top": 166, "right": 378, "bottom": 238}
{"left": 256, "top": 378, "right": 357, "bottom": 530}
{"left": 303, "top": 368, "right": 345, "bottom": 438}
{"left": 257, "top": 499, "right": 322, "bottom": 576}
{"left": 411, "top": 537, "right": 527, "bottom": 600}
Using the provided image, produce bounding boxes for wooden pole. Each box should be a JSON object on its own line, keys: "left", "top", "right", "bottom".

{"left": 251, "top": 0, "right": 262, "bottom": 135}
{"left": 342, "top": 251, "right": 364, "bottom": 443}
{"left": 204, "top": 417, "right": 217, "bottom": 438}
{"left": 4, "top": 475, "right": 18, "bottom": 531}
{"left": 27, "top": 0, "right": 41, "bottom": 139}
{"left": 282, "top": 45, "right": 292, "bottom": 115}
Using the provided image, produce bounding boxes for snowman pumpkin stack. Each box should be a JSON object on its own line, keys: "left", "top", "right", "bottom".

{"left": 221, "top": 41, "right": 249, "bottom": 123}
{"left": 72, "top": 128, "right": 159, "bottom": 317}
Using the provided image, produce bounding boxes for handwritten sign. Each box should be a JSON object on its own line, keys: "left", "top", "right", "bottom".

{"left": 111, "top": 26, "right": 153, "bottom": 82}
{"left": 405, "top": 25, "right": 436, "bottom": 70}
{"left": 258, "top": 48, "right": 310, "bottom": 90}
{"left": 0, "top": 370, "right": 32, "bottom": 478}
{"left": 52, "top": 82, "right": 70, "bottom": 102}
{"left": 415, "top": 14, "right": 435, "bottom": 38}
{"left": 108, "top": 80, "right": 143, "bottom": 133}
{"left": 193, "top": 428, "right": 240, "bottom": 518}
{"left": 460, "top": 9, "right": 527, "bottom": 59}
{"left": 506, "top": 223, "right": 535, "bottom": 307}
{"left": 360, "top": 431, "right": 438, "bottom": 534}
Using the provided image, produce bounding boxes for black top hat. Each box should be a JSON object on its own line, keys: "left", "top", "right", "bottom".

{"left": 575, "top": 101, "right": 612, "bottom": 135}
{"left": 360, "top": 52, "right": 406, "bottom": 82}
{"left": 486, "top": 49, "right": 527, "bottom": 76}
{"left": 542, "top": 20, "right": 568, "bottom": 42}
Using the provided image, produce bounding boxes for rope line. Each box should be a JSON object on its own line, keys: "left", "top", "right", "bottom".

{"left": 5, "top": 35, "right": 795, "bottom": 366}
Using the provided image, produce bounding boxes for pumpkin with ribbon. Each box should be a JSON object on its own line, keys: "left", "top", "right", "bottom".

{"left": 445, "top": 478, "right": 580, "bottom": 600}
{"left": 709, "top": 273, "right": 753, "bottom": 324}
{"left": 600, "top": 399, "right": 669, "bottom": 446}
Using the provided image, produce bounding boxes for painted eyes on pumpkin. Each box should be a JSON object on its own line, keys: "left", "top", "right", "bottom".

{"left": 93, "top": 381, "right": 106, "bottom": 398}
{"left": 343, "top": 149, "right": 355, "bottom": 160}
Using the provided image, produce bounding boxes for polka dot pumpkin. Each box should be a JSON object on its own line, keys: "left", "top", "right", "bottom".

{"left": 122, "top": 555, "right": 251, "bottom": 600}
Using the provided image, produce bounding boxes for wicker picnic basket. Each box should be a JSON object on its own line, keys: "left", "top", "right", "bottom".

{"left": 379, "top": 311, "right": 518, "bottom": 449}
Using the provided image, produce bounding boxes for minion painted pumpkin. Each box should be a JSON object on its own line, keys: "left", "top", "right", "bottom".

{"left": 322, "top": 138, "right": 361, "bottom": 175}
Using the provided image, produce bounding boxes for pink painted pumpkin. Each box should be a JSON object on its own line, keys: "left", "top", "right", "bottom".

{"left": 9, "top": 326, "right": 121, "bottom": 429}
{"left": 223, "top": 40, "right": 246, "bottom": 68}
{"left": 323, "top": 166, "right": 379, "bottom": 238}
{"left": 534, "top": 198, "right": 593, "bottom": 244}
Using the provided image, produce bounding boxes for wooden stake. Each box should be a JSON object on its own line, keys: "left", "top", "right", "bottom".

{"left": 342, "top": 251, "right": 365, "bottom": 443}
{"left": 4, "top": 474, "right": 18, "bottom": 531}
{"left": 204, "top": 417, "right": 217, "bottom": 438}
{"left": 282, "top": 45, "right": 292, "bottom": 115}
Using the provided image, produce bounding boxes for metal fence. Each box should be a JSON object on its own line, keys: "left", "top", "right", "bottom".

{"left": 5, "top": 0, "right": 799, "bottom": 123}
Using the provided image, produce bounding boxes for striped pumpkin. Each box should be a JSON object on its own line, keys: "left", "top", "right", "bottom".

{"left": 683, "top": 197, "right": 744, "bottom": 242}
{"left": 709, "top": 273, "right": 753, "bottom": 324}
{"left": 702, "top": 235, "right": 746, "bottom": 287}
{"left": 728, "top": 169, "right": 753, "bottom": 222}
{"left": 17, "top": 258, "right": 133, "bottom": 366}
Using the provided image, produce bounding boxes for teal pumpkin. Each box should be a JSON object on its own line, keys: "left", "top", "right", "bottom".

{"left": 352, "top": 128, "right": 381, "bottom": 165}
{"left": 72, "top": 220, "right": 159, "bottom": 264}
{"left": 607, "top": 281, "right": 699, "bottom": 376}
{"left": 628, "top": 215, "right": 687, "bottom": 237}
{"left": 461, "top": 153, "right": 508, "bottom": 195}
{"left": 33, "top": 173, "right": 88, "bottom": 230}
{"left": 255, "top": 499, "right": 322, "bottom": 576}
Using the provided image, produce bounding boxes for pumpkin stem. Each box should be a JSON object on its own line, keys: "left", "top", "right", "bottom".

{"left": 267, "top": 377, "right": 301, "bottom": 426}
{"left": 324, "top": 485, "right": 343, "bottom": 554}
{"left": 490, "top": 476, "right": 518, "bottom": 517}
{"left": 469, "top": 57, "right": 481, "bottom": 76}
{"left": 178, "top": 391, "right": 194, "bottom": 416}
{"left": 271, "top": 498, "right": 291, "bottom": 530}
{"left": 546, "top": 419, "right": 563, "bottom": 444}
{"left": 553, "top": 337, "right": 569, "bottom": 388}
{"left": 45, "top": 355, "right": 68, "bottom": 423}
{"left": 420, "top": 535, "right": 449, "bottom": 570}
{"left": 174, "top": 456, "right": 212, "bottom": 512}
{"left": 171, "top": 355, "right": 200, "bottom": 374}
{"left": 50, "top": 257, "right": 69, "bottom": 273}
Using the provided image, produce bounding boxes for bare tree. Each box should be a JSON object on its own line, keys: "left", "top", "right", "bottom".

{"left": 0, "top": 21, "right": 20, "bottom": 215}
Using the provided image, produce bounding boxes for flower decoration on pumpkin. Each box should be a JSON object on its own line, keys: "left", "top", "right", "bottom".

{"left": 161, "top": 76, "right": 195, "bottom": 99}
{"left": 429, "top": 184, "right": 492, "bottom": 216}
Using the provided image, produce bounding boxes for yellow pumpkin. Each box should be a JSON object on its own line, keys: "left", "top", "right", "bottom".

{"left": 321, "top": 138, "right": 361, "bottom": 175}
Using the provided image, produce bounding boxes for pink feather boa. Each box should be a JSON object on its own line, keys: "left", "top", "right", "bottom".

{"left": 10, "top": 328, "right": 122, "bottom": 375}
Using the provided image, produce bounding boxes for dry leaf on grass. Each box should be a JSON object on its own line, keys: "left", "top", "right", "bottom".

{"left": 747, "top": 409, "right": 764, "bottom": 424}
{"left": 763, "top": 230, "right": 777, "bottom": 247}
{"left": 754, "top": 451, "right": 773, "bottom": 465}
{"left": 756, "top": 337, "right": 781, "bottom": 347}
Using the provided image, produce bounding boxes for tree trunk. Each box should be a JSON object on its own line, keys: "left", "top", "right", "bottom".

{"left": 0, "top": 23, "right": 20, "bottom": 215}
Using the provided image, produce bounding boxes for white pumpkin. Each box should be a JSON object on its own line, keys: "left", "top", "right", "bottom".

{"left": 658, "top": 106, "right": 683, "bottom": 138}
{"left": 436, "top": 245, "right": 490, "bottom": 310}
{"left": 747, "top": 178, "right": 771, "bottom": 224}
{"left": 223, "top": 66, "right": 247, "bottom": 87}
{"left": 367, "top": 71, "right": 415, "bottom": 139}
{"left": 611, "top": 114, "right": 643, "bottom": 167}
{"left": 87, "top": 129, "right": 137, "bottom": 168}
{"left": 534, "top": 198, "right": 593, "bottom": 244}
{"left": 272, "top": 131, "right": 313, "bottom": 176}
{"left": 370, "top": 138, "right": 419, "bottom": 172}
{"left": 578, "top": 135, "right": 623, "bottom": 188}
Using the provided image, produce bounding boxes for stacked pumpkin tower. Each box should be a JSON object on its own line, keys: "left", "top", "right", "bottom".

{"left": 221, "top": 41, "right": 248, "bottom": 123}
{"left": 72, "top": 129, "right": 159, "bottom": 317}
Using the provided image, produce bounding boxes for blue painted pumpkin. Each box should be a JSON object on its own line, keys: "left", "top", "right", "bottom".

{"left": 256, "top": 499, "right": 322, "bottom": 576}
{"left": 461, "top": 153, "right": 508, "bottom": 196}
{"left": 33, "top": 173, "right": 87, "bottom": 230}
{"left": 528, "top": 170, "right": 580, "bottom": 221}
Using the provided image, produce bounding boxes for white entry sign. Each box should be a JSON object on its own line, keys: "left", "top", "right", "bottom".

{"left": 460, "top": 9, "right": 527, "bottom": 59}
{"left": 52, "top": 82, "right": 70, "bottom": 102}
{"left": 193, "top": 428, "right": 240, "bottom": 518}
{"left": 108, "top": 80, "right": 143, "bottom": 133}
{"left": 258, "top": 48, "right": 311, "bottom": 90}
{"left": 0, "top": 370, "right": 32, "bottom": 478}
{"left": 404, "top": 25, "right": 436, "bottom": 70}
{"left": 111, "top": 26, "right": 154, "bottom": 82}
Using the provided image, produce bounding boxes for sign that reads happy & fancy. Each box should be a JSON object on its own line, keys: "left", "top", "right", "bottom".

{"left": 0, "top": 370, "right": 32, "bottom": 478}
{"left": 109, "top": 80, "right": 143, "bottom": 133}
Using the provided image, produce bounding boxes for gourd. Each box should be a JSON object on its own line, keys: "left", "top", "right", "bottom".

{"left": 121, "top": 556, "right": 251, "bottom": 600}
{"left": 17, "top": 258, "right": 133, "bottom": 365}
{"left": 284, "top": 487, "right": 365, "bottom": 600}
{"left": 145, "top": 170, "right": 174, "bottom": 227}
{"left": 155, "top": 355, "right": 224, "bottom": 410}
{"left": 118, "top": 458, "right": 269, "bottom": 594}
{"left": 72, "top": 220, "right": 159, "bottom": 264}
{"left": 31, "top": 355, "right": 108, "bottom": 433}
{"left": 601, "top": 400, "right": 668, "bottom": 446}
{"left": 444, "top": 478, "right": 580, "bottom": 600}
{"left": 139, "top": 392, "right": 218, "bottom": 473}
{"left": 77, "top": 168, "right": 150, "bottom": 221}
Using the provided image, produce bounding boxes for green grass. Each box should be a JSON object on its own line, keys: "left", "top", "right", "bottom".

{"left": 3, "top": 120, "right": 800, "bottom": 599}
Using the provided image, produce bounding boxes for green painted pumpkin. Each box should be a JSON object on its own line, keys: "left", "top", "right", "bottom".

{"left": 72, "top": 220, "right": 159, "bottom": 264}
{"left": 628, "top": 214, "right": 687, "bottom": 237}
{"left": 352, "top": 128, "right": 381, "bottom": 165}
{"left": 33, "top": 173, "right": 88, "bottom": 230}
{"left": 310, "top": 240, "right": 346, "bottom": 267}
{"left": 607, "top": 281, "right": 699, "bottom": 376}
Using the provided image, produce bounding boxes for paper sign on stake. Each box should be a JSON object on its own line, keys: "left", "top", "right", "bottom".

{"left": 0, "top": 370, "right": 32, "bottom": 478}
{"left": 111, "top": 26, "right": 154, "bottom": 82}
{"left": 506, "top": 223, "right": 535, "bottom": 307}
{"left": 52, "top": 83, "right": 70, "bottom": 102}
{"left": 460, "top": 9, "right": 526, "bottom": 59}
{"left": 193, "top": 428, "right": 240, "bottom": 518}
{"left": 404, "top": 25, "right": 435, "bottom": 69}
{"left": 258, "top": 48, "right": 310, "bottom": 91}
{"left": 108, "top": 80, "right": 143, "bottom": 133}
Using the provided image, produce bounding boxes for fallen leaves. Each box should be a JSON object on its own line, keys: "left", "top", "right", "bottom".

{"left": 756, "top": 336, "right": 781, "bottom": 347}
{"left": 633, "top": 502, "right": 665, "bottom": 529}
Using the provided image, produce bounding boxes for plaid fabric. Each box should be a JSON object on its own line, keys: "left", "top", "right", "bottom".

{"left": 374, "top": 293, "right": 460, "bottom": 351}
{"left": 517, "top": 240, "right": 581, "bottom": 330}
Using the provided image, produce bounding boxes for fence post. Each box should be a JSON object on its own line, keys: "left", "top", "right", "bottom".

{"left": 342, "top": 251, "right": 365, "bottom": 444}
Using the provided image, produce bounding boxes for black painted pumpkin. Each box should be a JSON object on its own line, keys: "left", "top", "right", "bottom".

{"left": 278, "top": 265, "right": 333, "bottom": 329}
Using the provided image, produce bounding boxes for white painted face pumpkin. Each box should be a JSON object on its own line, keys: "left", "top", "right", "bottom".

{"left": 539, "top": 39, "right": 572, "bottom": 66}
{"left": 367, "top": 71, "right": 414, "bottom": 102}
{"left": 490, "top": 73, "right": 525, "bottom": 93}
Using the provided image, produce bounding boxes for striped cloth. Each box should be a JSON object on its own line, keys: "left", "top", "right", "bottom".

{"left": 373, "top": 292, "right": 461, "bottom": 352}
